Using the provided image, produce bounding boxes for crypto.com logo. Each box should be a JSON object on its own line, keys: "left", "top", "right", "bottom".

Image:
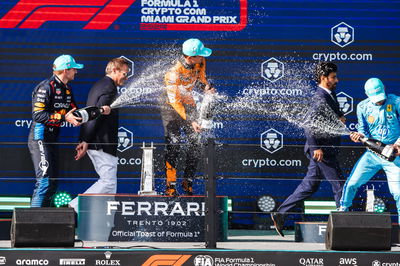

{"left": 372, "top": 260, "right": 381, "bottom": 266}
{"left": 118, "top": 126, "right": 133, "bottom": 152}
{"left": 261, "top": 58, "right": 284, "bottom": 83}
{"left": 0, "top": 0, "right": 136, "bottom": 29}
{"left": 336, "top": 92, "right": 353, "bottom": 115}
{"left": 141, "top": 255, "right": 191, "bottom": 266}
{"left": 260, "top": 128, "right": 283, "bottom": 154}
{"left": 331, "top": 22, "right": 354, "bottom": 47}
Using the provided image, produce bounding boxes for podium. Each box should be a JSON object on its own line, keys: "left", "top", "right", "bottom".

{"left": 295, "top": 222, "right": 327, "bottom": 243}
{"left": 77, "top": 194, "right": 228, "bottom": 242}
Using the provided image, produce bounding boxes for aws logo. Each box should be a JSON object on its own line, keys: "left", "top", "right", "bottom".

{"left": 0, "top": 0, "right": 136, "bottom": 29}
{"left": 142, "top": 255, "right": 191, "bottom": 266}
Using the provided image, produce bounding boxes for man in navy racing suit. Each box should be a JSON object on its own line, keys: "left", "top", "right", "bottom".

{"left": 28, "top": 55, "right": 84, "bottom": 207}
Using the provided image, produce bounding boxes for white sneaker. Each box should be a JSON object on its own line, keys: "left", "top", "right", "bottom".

{"left": 337, "top": 206, "right": 348, "bottom": 211}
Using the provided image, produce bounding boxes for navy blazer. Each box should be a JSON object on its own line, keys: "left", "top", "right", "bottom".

{"left": 79, "top": 76, "right": 119, "bottom": 156}
{"left": 304, "top": 86, "right": 344, "bottom": 159}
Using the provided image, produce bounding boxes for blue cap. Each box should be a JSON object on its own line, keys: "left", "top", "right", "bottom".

{"left": 182, "top": 38, "right": 212, "bottom": 57}
{"left": 53, "top": 55, "right": 84, "bottom": 71}
{"left": 364, "top": 77, "right": 386, "bottom": 103}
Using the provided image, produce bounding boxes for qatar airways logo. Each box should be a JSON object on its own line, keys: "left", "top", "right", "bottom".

{"left": 0, "top": 0, "right": 136, "bottom": 29}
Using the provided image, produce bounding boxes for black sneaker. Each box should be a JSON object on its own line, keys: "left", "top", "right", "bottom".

{"left": 182, "top": 179, "right": 193, "bottom": 196}
{"left": 271, "top": 212, "right": 285, "bottom": 237}
{"left": 166, "top": 185, "right": 179, "bottom": 197}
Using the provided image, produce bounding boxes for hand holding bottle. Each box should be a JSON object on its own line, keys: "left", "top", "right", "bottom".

{"left": 191, "top": 121, "right": 201, "bottom": 133}
{"left": 204, "top": 84, "right": 216, "bottom": 94}
{"left": 65, "top": 108, "right": 82, "bottom": 127}
{"left": 393, "top": 139, "right": 400, "bottom": 156}
{"left": 101, "top": 105, "right": 111, "bottom": 115}
{"left": 350, "top": 132, "right": 364, "bottom": 143}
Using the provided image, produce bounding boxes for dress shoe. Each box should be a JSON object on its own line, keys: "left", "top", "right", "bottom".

{"left": 271, "top": 212, "right": 285, "bottom": 237}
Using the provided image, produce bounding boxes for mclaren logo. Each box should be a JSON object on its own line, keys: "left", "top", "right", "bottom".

{"left": 0, "top": 0, "right": 136, "bottom": 29}
{"left": 142, "top": 255, "right": 191, "bottom": 266}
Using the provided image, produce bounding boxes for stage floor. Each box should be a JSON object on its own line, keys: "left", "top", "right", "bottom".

{"left": 1, "top": 230, "right": 400, "bottom": 251}
{"left": 1, "top": 231, "right": 400, "bottom": 266}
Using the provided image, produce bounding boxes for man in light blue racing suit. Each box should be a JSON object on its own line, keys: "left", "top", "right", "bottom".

{"left": 339, "top": 78, "right": 400, "bottom": 218}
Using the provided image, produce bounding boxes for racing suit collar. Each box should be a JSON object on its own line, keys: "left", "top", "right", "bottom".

{"left": 53, "top": 75, "right": 69, "bottom": 89}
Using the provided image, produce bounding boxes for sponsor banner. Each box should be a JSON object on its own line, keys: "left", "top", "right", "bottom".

{"left": 77, "top": 195, "right": 228, "bottom": 242}
{"left": 312, "top": 22, "right": 374, "bottom": 62}
{"left": 1, "top": 249, "right": 400, "bottom": 266}
{"left": 139, "top": 0, "right": 247, "bottom": 31}
{"left": 0, "top": 0, "right": 247, "bottom": 31}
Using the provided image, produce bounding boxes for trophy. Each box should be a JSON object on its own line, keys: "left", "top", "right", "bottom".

{"left": 198, "top": 93, "right": 215, "bottom": 130}
{"left": 365, "top": 185, "right": 375, "bottom": 212}
{"left": 138, "top": 142, "right": 157, "bottom": 195}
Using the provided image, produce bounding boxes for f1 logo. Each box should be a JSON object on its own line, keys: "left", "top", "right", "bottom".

{"left": 142, "top": 255, "right": 191, "bottom": 266}
{"left": 0, "top": 0, "right": 136, "bottom": 29}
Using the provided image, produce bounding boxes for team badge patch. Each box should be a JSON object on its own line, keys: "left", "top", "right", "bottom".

{"left": 387, "top": 104, "right": 392, "bottom": 112}
{"left": 367, "top": 115, "right": 375, "bottom": 123}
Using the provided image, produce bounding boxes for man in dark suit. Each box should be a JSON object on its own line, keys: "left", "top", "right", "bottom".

{"left": 271, "top": 62, "right": 346, "bottom": 237}
{"left": 69, "top": 57, "right": 130, "bottom": 212}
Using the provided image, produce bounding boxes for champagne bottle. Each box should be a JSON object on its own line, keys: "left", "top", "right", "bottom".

{"left": 198, "top": 93, "right": 215, "bottom": 130}
{"left": 360, "top": 137, "right": 396, "bottom": 162}
{"left": 73, "top": 106, "right": 104, "bottom": 123}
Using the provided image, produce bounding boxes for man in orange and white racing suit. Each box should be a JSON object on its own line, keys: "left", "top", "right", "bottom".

{"left": 160, "top": 38, "right": 215, "bottom": 196}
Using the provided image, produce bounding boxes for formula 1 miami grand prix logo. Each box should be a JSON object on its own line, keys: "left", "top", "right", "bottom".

{"left": 0, "top": 0, "right": 247, "bottom": 31}
{"left": 140, "top": 0, "right": 247, "bottom": 31}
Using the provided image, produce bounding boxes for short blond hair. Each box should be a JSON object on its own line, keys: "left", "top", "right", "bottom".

{"left": 53, "top": 66, "right": 64, "bottom": 75}
{"left": 105, "top": 57, "right": 130, "bottom": 75}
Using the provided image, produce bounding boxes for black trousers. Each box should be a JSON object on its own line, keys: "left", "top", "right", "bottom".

{"left": 277, "top": 152, "right": 344, "bottom": 214}
{"left": 163, "top": 117, "right": 201, "bottom": 185}
{"left": 28, "top": 139, "right": 58, "bottom": 207}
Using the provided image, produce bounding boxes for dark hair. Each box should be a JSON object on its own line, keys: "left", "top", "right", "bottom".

{"left": 315, "top": 62, "right": 337, "bottom": 83}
